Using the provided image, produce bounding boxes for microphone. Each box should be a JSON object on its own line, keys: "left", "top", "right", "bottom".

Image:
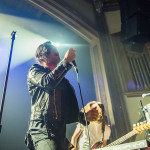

{"left": 72, "top": 60, "right": 78, "bottom": 73}
{"left": 142, "top": 93, "right": 150, "bottom": 98}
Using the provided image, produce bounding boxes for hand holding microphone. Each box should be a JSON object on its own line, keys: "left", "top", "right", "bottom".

{"left": 63, "top": 48, "right": 76, "bottom": 63}
{"left": 63, "top": 48, "right": 78, "bottom": 73}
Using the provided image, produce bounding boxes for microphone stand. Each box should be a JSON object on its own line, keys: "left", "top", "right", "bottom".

{"left": 0, "top": 31, "right": 16, "bottom": 134}
{"left": 74, "top": 63, "right": 91, "bottom": 150}
{"left": 139, "top": 100, "right": 150, "bottom": 140}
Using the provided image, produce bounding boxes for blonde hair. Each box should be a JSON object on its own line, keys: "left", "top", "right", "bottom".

{"left": 81, "top": 101, "right": 105, "bottom": 123}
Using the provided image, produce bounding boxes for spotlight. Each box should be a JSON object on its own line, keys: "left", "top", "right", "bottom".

{"left": 51, "top": 42, "right": 60, "bottom": 47}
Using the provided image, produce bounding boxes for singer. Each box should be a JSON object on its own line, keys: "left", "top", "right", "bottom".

{"left": 25, "top": 41, "right": 99, "bottom": 150}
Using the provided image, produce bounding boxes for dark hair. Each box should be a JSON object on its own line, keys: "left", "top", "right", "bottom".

{"left": 35, "top": 41, "right": 55, "bottom": 65}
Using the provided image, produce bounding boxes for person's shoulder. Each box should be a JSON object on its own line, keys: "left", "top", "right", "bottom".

{"left": 77, "top": 123, "right": 84, "bottom": 129}
{"left": 29, "top": 64, "right": 49, "bottom": 72}
{"left": 63, "top": 78, "right": 70, "bottom": 83}
{"left": 30, "top": 64, "right": 42, "bottom": 69}
{"left": 28, "top": 64, "right": 49, "bottom": 78}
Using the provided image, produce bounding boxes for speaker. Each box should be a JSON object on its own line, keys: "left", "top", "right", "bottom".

{"left": 121, "top": 14, "right": 150, "bottom": 43}
{"left": 118, "top": 0, "right": 150, "bottom": 43}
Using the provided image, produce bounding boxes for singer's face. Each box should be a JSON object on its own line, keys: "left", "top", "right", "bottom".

{"left": 47, "top": 47, "right": 60, "bottom": 65}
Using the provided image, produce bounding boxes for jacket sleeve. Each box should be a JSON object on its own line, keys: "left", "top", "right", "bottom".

{"left": 27, "top": 60, "right": 72, "bottom": 91}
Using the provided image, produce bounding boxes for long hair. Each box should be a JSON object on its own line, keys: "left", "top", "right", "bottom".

{"left": 82, "top": 101, "right": 106, "bottom": 142}
{"left": 81, "top": 101, "right": 105, "bottom": 124}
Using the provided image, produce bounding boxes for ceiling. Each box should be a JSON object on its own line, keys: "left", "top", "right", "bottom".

{"left": 1, "top": 0, "right": 120, "bottom": 34}
{"left": 1, "top": 0, "right": 120, "bottom": 26}
{"left": 0, "top": 0, "right": 121, "bottom": 73}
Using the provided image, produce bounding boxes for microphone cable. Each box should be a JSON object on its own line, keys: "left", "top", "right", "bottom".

{"left": 73, "top": 62, "right": 91, "bottom": 150}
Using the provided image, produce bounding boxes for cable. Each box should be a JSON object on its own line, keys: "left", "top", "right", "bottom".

{"left": 75, "top": 69, "right": 91, "bottom": 150}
